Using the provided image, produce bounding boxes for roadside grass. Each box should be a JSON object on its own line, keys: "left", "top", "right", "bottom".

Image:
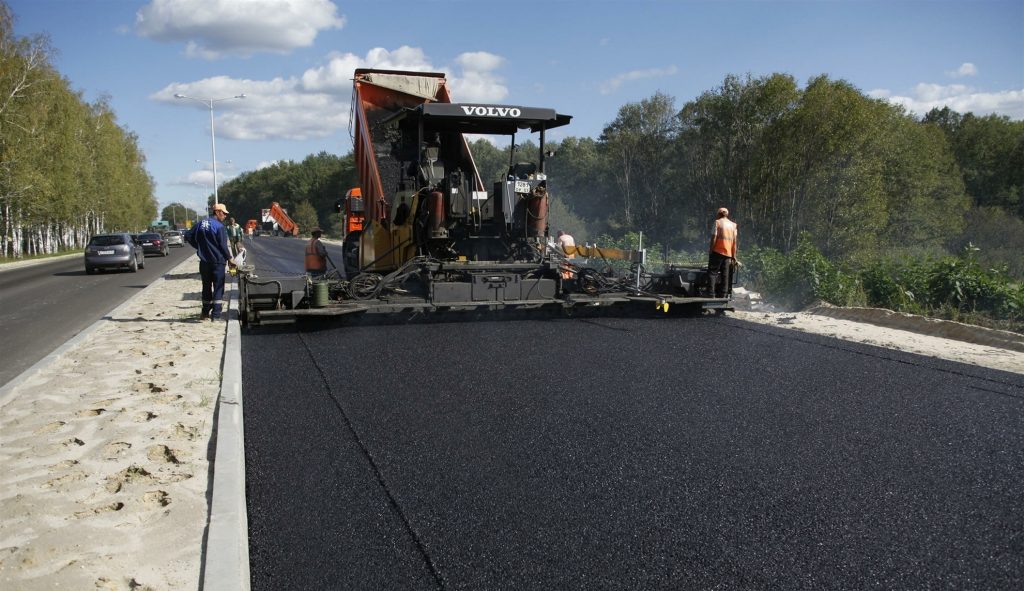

{"left": 744, "top": 235, "right": 1024, "bottom": 335}
{"left": 0, "top": 250, "right": 81, "bottom": 265}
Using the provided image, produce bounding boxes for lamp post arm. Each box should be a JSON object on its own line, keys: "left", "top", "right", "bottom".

{"left": 174, "top": 93, "right": 245, "bottom": 207}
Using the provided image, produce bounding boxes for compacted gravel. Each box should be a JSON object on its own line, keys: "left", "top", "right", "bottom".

{"left": 243, "top": 315, "right": 1024, "bottom": 590}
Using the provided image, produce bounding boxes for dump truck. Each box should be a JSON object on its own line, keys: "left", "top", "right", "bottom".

{"left": 237, "top": 68, "right": 732, "bottom": 326}
{"left": 261, "top": 202, "right": 299, "bottom": 236}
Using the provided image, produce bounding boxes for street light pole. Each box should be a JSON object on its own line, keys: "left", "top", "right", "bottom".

{"left": 174, "top": 93, "right": 245, "bottom": 206}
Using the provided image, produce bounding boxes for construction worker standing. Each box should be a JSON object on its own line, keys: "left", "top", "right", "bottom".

{"left": 225, "top": 217, "right": 243, "bottom": 257}
{"left": 708, "top": 207, "right": 738, "bottom": 298}
{"left": 305, "top": 227, "right": 328, "bottom": 278}
{"left": 184, "top": 202, "right": 235, "bottom": 321}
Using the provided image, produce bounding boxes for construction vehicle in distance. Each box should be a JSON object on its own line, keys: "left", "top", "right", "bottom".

{"left": 261, "top": 202, "right": 299, "bottom": 237}
{"left": 337, "top": 187, "right": 366, "bottom": 236}
{"left": 335, "top": 187, "right": 366, "bottom": 270}
{"left": 237, "top": 68, "right": 732, "bottom": 326}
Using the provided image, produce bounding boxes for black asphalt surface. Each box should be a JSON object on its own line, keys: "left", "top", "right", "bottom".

{"left": 237, "top": 234, "right": 345, "bottom": 278}
{"left": 243, "top": 314, "right": 1024, "bottom": 590}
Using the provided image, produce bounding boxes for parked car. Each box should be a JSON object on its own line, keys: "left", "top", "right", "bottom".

{"left": 163, "top": 230, "right": 185, "bottom": 247}
{"left": 136, "top": 232, "right": 169, "bottom": 257}
{"left": 84, "top": 233, "right": 145, "bottom": 274}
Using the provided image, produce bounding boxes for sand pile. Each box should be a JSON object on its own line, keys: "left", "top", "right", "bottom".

{"left": 0, "top": 261, "right": 225, "bottom": 591}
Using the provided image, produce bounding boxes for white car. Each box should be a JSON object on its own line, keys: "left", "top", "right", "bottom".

{"left": 163, "top": 230, "right": 185, "bottom": 247}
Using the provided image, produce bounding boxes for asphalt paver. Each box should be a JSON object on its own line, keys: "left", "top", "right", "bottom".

{"left": 243, "top": 315, "right": 1024, "bottom": 590}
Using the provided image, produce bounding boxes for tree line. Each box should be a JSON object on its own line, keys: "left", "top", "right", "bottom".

{"left": 0, "top": 3, "right": 156, "bottom": 258}
{"left": 548, "top": 74, "right": 1022, "bottom": 278}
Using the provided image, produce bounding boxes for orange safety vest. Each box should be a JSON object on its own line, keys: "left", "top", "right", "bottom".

{"left": 711, "top": 218, "right": 737, "bottom": 258}
{"left": 305, "top": 239, "right": 326, "bottom": 272}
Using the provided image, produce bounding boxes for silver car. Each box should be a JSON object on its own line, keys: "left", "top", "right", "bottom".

{"left": 84, "top": 233, "right": 145, "bottom": 274}
{"left": 163, "top": 230, "right": 185, "bottom": 247}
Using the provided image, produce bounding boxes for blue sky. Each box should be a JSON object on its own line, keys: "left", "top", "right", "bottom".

{"left": 9, "top": 0, "right": 1024, "bottom": 216}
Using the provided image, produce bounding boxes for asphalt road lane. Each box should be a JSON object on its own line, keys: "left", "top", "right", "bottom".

{"left": 0, "top": 246, "right": 194, "bottom": 387}
{"left": 243, "top": 315, "right": 1024, "bottom": 590}
{"left": 237, "top": 235, "right": 345, "bottom": 277}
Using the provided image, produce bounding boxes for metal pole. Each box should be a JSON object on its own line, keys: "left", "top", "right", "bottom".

{"left": 209, "top": 101, "right": 219, "bottom": 205}
{"left": 636, "top": 231, "right": 644, "bottom": 290}
{"left": 174, "top": 93, "right": 245, "bottom": 207}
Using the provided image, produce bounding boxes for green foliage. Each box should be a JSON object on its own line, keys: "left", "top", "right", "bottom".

{"left": 745, "top": 237, "right": 1022, "bottom": 329}
{"left": 467, "top": 138, "right": 508, "bottom": 184}
{"left": 547, "top": 198, "right": 588, "bottom": 244}
{"left": 858, "top": 257, "right": 931, "bottom": 314}
{"left": 547, "top": 74, "right": 1018, "bottom": 282}
{"left": 926, "top": 108, "right": 1024, "bottom": 216}
{"left": 161, "top": 202, "right": 199, "bottom": 226}
{"left": 290, "top": 200, "right": 320, "bottom": 236}
{"left": 949, "top": 205, "right": 1024, "bottom": 277}
{"left": 923, "top": 247, "right": 1016, "bottom": 318}
{"left": 215, "top": 151, "right": 355, "bottom": 232}
{"left": 1, "top": 6, "right": 154, "bottom": 257}
{"left": 743, "top": 234, "right": 864, "bottom": 309}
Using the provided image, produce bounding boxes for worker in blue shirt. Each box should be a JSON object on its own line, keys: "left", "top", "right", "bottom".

{"left": 185, "top": 202, "right": 236, "bottom": 321}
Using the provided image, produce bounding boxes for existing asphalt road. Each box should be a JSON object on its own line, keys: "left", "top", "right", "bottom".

{"left": 242, "top": 314, "right": 1024, "bottom": 590}
{"left": 0, "top": 245, "right": 194, "bottom": 387}
{"left": 236, "top": 234, "right": 344, "bottom": 277}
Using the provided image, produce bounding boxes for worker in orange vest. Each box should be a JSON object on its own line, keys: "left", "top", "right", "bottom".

{"left": 708, "top": 207, "right": 738, "bottom": 298}
{"left": 305, "top": 227, "right": 328, "bottom": 278}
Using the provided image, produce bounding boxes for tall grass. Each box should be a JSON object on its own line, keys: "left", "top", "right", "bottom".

{"left": 744, "top": 234, "right": 1024, "bottom": 333}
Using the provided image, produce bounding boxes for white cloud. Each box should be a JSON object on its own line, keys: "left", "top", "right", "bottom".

{"left": 173, "top": 168, "right": 234, "bottom": 187}
{"left": 152, "top": 46, "right": 513, "bottom": 142}
{"left": 599, "top": 66, "right": 679, "bottom": 95}
{"left": 449, "top": 51, "right": 508, "bottom": 103}
{"left": 946, "top": 62, "right": 978, "bottom": 78}
{"left": 455, "top": 51, "right": 504, "bottom": 72}
{"left": 869, "top": 83, "right": 1024, "bottom": 119}
{"left": 135, "top": 0, "right": 344, "bottom": 59}
{"left": 154, "top": 73, "right": 342, "bottom": 141}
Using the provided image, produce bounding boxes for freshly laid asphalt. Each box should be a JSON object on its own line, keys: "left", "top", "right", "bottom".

{"left": 243, "top": 314, "right": 1024, "bottom": 590}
